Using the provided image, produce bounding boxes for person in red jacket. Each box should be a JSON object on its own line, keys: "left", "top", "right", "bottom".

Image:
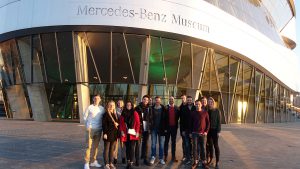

{"left": 190, "top": 100, "right": 210, "bottom": 169}
{"left": 119, "top": 101, "right": 140, "bottom": 169}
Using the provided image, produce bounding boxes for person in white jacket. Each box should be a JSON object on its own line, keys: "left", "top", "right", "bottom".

{"left": 83, "top": 94, "right": 105, "bottom": 169}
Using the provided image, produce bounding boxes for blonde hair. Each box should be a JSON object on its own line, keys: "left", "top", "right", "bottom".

{"left": 106, "top": 100, "right": 116, "bottom": 114}
{"left": 208, "top": 97, "right": 216, "bottom": 109}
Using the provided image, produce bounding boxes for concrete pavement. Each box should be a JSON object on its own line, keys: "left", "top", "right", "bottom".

{"left": 0, "top": 119, "right": 300, "bottom": 169}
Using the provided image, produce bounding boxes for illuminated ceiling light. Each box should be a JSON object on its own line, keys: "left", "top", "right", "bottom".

{"left": 64, "top": 79, "right": 69, "bottom": 82}
{"left": 123, "top": 76, "right": 128, "bottom": 79}
{"left": 93, "top": 76, "right": 98, "bottom": 79}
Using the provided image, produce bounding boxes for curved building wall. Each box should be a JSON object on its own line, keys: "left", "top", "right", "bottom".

{"left": 0, "top": 0, "right": 298, "bottom": 123}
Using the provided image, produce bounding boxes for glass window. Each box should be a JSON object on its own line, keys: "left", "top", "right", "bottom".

{"left": 125, "top": 34, "right": 146, "bottom": 84}
{"left": 112, "top": 33, "right": 134, "bottom": 83}
{"left": 162, "top": 38, "right": 181, "bottom": 85}
{"left": 17, "top": 36, "right": 32, "bottom": 83}
{"left": 201, "top": 52, "right": 210, "bottom": 91}
{"left": 56, "top": 32, "right": 76, "bottom": 83}
{"left": 0, "top": 41, "right": 14, "bottom": 85}
{"left": 192, "top": 45, "right": 207, "bottom": 89}
{"left": 265, "top": 76, "right": 273, "bottom": 123}
{"left": 231, "top": 61, "right": 243, "bottom": 123}
{"left": 45, "top": 84, "right": 79, "bottom": 119}
{"left": 177, "top": 42, "right": 192, "bottom": 88}
{"left": 32, "top": 35, "right": 45, "bottom": 83}
{"left": 89, "top": 84, "right": 139, "bottom": 106}
{"left": 148, "top": 37, "right": 165, "bottom": 84}
{"left": 10, "top": 40, "right": 23, "bottom": 84}
{"left": 41, "top": 33, "right": 61, "bottom": 83}
{"left": 255, "top": 71, "right": 264, "bottom": 123}
{"left": 86, "top": 32, "right": 110, "bottom": 83}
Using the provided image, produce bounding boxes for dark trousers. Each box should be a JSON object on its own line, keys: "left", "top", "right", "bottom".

{"left": 164, "top": 126, "right": 178, "bottom": 158}
{"left": 125, "top": 134, "right": 137, "bottom": 162}
{"left": 192, "top": 133, "right": 207, "bottom": 161}
{"left": 183, "top": 133, "right": 192, "bottom": 160}
{"left": 135, "top": 139, "right": 140, "bottom": 163}
{"left": 104, "top": 141, "right": 117, "bottom": 165}
{"left": 141, "top": 131, "right": 150, "bottom": 160}
{"left": 207, "top": 129, "right": 220, "bottom": 163}
{"left": 180, "top": 129, "right": 186, "bottom": 158}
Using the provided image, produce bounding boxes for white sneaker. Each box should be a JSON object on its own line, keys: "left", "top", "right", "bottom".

{"left": 90, "top": 160, "right": 102, "bottom": 167}
{"left": 150, "top": 156, "right": 155, "bottom": 164}
{"left": 159, "top": 159, "right": 166, "bottom": 165}
{"left": 84, "top": 163, "right": 90, "bottom": 169}
{"left": 104, "top": 164, "right": 110, "bottom": 169}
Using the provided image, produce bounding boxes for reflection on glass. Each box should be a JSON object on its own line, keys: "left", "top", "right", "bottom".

{"left": 177, "top": 42, "right": 192, "bottom": 88}
{"left": 162, "top": 38, "right": 181, "bottom": 84}
{"left": 17, "top": 37, "right": 32, "bottom": 83}
{"left": 41, "top": 33, "right": 61, "bottom": 83}
{"left": 112, "top": 33, "right": 133, "bottom": 83}
{"left": 86, "top": 32, "right": 110, "bottom": 83}
{"left": 192, "top": 44, "right": 207, "bottom": 89}
{"left": 56, "top": 32, "right": 76, "bottom": 83}
{"left": 148, "top": 37, "right": 165, "bottom": 84}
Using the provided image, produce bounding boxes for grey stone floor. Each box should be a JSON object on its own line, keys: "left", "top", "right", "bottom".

{"left": 0, "top": 119, "right": 300, "bottom": 169}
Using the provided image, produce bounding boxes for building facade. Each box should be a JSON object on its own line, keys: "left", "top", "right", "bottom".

{"left": 0, "top": 0, "right": 298, "bottom": 123}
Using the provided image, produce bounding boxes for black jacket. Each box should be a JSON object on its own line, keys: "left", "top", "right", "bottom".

{"left": 208, "top": 108, "right": 221, "bottom": 133}
{"left": 149, "top": 104, "right": 167, "bottom": 136}
{"left": 134, "top": 102, "right": 151, "bottom": 132}
{"left": 102, "top": 111, "right": 119, "bottom": 142}
{"left": 165, "top": 104, "right": 180, "bottom": 129}
{"left": 179, "top": 103, "right": 195, "bottom": 134}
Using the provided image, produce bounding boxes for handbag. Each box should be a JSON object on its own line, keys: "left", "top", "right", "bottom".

{"left": 128, "top": 128, "right": 136, "bottom": 135}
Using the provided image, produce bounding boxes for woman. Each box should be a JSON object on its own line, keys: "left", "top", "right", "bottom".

{"left": 119, "top": 101, "right": 140, "bottom": 169}
{"left": 207, "top": 97, "right": 221, "bottom": 169}
{"left": 102, "top": 101, "right": 119, "bottom": 169}
{"left": 114, "top": 99, "right": 126, "bottom": 164}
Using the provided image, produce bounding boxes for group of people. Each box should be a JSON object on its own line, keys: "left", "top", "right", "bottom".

{"left": 83, "top": 94, "right": 221, "bottom": 169}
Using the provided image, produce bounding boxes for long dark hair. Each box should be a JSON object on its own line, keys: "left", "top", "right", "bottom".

{"left": 122, "top": 101, "right": 135, "bottom": 128}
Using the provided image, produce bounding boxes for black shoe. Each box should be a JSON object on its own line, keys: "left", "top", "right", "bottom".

{"left": 126, "top": 162, "right": 133, "bottom": 169}
{"left": 171, "top": 156, "right": 178, "bottom": 162}
{"left": 122, "top": 158, "right": 126, "bottom": 164}
{"left": 113, "top": 158, "right": 117, "bottom": 164}
{"left": 144, "top": 160, "right": 151, "bottom": 166}
{"left": 135, "top": 160, "right": 140, "bottom": 166}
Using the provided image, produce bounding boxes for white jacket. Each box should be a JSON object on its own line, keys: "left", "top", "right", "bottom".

{"left": 83, "top": 104, "right": 105, "bottom": 129}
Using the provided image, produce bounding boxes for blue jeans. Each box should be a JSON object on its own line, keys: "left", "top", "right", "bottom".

{"left": 151, "top": 129, "right": 165, "bottom": 159}
{"left": 183, "top": 133, "right": 192, "bottom": 160}
{"left": 192, "top": 133, "right": 207, "bottom": 161}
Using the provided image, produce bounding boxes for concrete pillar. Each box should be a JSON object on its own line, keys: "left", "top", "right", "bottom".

{"left": 27, "top": 84, "right": 51, "bottom": 121}
{"left": 6, "top": 85, "right": 30, "bottom": 119}
{"left": 186, "top": 89, "right": 200, "bottom": 101}
{"left": 137, "top": 36, "right": 151, "bottom": 103}
{"left": 74, "top": 34, "right": 90, "bottom": 124}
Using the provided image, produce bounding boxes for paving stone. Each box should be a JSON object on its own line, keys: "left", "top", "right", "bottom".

{"left": 0, "top": 119, "right": 300, "bottom": 169}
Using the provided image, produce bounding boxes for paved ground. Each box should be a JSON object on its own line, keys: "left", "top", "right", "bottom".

{"left": 0, "top": 119, "right": 300, "bottom": 169}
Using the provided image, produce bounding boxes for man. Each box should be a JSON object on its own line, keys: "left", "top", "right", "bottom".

{"left": 135, "top": 95, "right": 151, "bottom": 166}
{"left": 179, "top": 94, "right": 187, "bottom": 161}
{"left": 179, "top": 95, "right": 195, "bottom": 165}
{"left": 164, "top": 96, "right": 180, "bottom": 162}
{"left": 149, "top": 96, "right": 167, "bottom": 165}
{"left": 190, "top": 100, "right": 210, "bottom": 169}
{"left": 83, "top": 94, "right": 105, "bottom": 169}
